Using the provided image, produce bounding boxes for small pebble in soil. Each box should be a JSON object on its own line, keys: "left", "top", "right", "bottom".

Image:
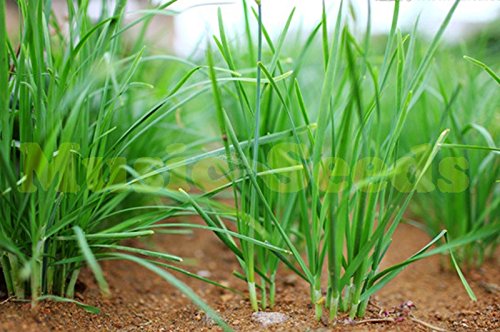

{"left": 341, "top": 318, "right": 355, "bottom": 325}
{"left": 284, "top": 275, "right": 297, "bottom": 286}
{"left": 251, "top": 312, "right": 289, "bottom": 327}
{"left": 197, "top": 270, "right": 212, "bottom": 278}
{"left": 201, "top": 314, "right": 216, "bottom": 326}
{"left": 220, "top": 280, "right": 230, "bottom": 288}
{"left": 220, "top": 293, "right": 233, "bottom": 303}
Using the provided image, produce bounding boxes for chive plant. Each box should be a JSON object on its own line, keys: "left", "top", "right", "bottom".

{"left": 0, "top": 0, "right": 234, "bottom": 328}
{"left": 408, "top": 53, "right": 499, "bottom": 268}
{"left": 301, "top": 0, "right": 471, "bottom": 319}
{"left": 202, "top": 0, "right": 320, "bottom": 311}
{"left": 180, "top": 0, "right": 493, "bottom": 321}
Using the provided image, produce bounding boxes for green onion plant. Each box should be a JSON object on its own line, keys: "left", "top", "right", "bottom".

{"left": 182, "top": 0, "right": 497, "bottom": 321}
{"left": 408, "top": 53, "right": 499, "bottom": 268}
{"left": 0, "top": 0, "right": 231, "bottom": 329}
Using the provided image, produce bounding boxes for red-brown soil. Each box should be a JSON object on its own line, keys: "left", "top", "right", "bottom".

{"left": 0, "top": 223, "right": 498, "bottom": 331}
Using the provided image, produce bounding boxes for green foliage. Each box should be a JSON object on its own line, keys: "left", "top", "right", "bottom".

{"left": 0, "top": 0, "right": 498, "bottom": 327}
{"left": 179, "top": 0, "right": 498, "bottom": 321}
{"left": 0, "top": 0, "right": 228, "bottom": 327}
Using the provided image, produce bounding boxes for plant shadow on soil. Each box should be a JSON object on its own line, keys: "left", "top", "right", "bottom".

{"left": 0, "top": 222, "right": 498, "bottom": 332}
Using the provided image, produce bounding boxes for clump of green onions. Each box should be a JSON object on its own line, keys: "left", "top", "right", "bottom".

{"left": 183, "top": 0, "right": 495, "bottom": 321}
{"left": 0, "top": 0, "right": 230, "bottom": 329}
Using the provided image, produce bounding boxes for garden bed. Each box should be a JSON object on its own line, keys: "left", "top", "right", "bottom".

{"left": 1, "top": 223, "right": 498, "bottom": 332}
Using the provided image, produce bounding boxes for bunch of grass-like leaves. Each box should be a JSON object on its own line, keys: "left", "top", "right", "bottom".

{"left": 176, "top": 0, "right": 497, "bottom": 322}
{"left": 408, "top": 52, "right": 499, "bottom": 268}
{"left": 0, "top": 0, "right": 232, "bottom": 328}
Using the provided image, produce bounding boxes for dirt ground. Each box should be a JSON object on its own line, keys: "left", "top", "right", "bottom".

{"left": 0, "top": 222, "right": 498, "bottom": 332}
